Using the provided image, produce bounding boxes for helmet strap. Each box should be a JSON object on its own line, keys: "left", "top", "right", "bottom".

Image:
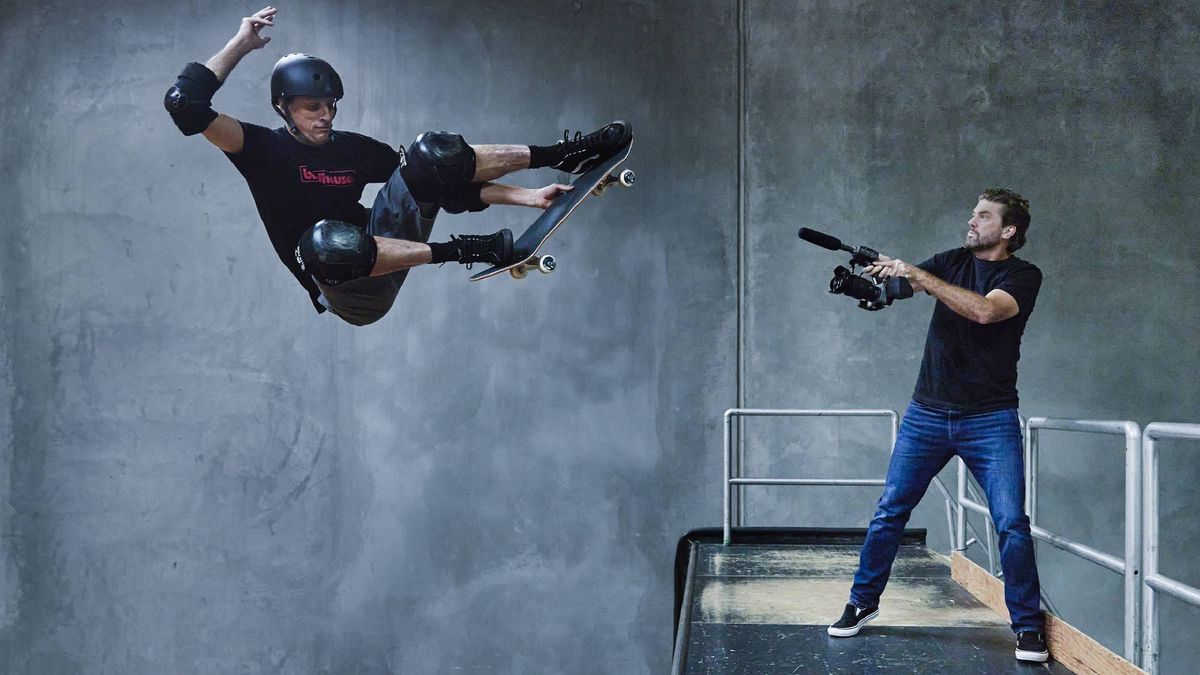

{"left": 273, "top": 98, "right": 301, "bottom": 138}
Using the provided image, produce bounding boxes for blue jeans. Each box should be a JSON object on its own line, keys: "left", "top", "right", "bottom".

{"left": 849, "top": 400, "right": 1043, "bottom": 633}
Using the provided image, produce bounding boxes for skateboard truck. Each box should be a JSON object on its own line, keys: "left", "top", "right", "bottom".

{"left": 592, "top": 168, "right": 636, "bottom": 196}
{"left": 509, "top": 254, "right": 556, "bottom": 279}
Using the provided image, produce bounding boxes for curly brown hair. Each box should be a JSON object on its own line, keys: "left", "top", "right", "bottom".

{"left": 979, "top": 188, "right": 1031, "bottom": 253}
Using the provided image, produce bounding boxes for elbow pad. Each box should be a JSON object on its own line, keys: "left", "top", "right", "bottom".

{"left": 164, "top": 62, "right": 221, "bottom": 136}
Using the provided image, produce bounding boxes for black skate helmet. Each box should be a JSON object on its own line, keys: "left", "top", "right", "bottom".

{"left": 270, "top": 53, "right": 343, "bottom": 135}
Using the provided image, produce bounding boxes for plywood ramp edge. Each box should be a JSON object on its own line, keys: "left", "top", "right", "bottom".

{"left": 950, "top": 552, "right": 1146, "bottom": 675}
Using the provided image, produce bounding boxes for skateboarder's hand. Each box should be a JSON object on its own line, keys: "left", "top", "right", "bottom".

{"left": 532, "top": 183, "right": 574, "bottom": 209}
{"left": 235, "top": 6, "right": 277, "bottom": 50}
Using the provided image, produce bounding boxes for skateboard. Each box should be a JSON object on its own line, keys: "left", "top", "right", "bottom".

{"left": 470, "top": 138, "right": 635, "bottom": 281}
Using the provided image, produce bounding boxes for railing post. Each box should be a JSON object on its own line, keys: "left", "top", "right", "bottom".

{"left": 1026, "top": 420, "right": 1039, "bottom": 530}
{"left": 723, "top": 410, "right": 733, "bottom": 545}
{"left": 736, "top": 412, "right": 744, "bottom": 530}
{"left": 1141, "top": 424, "right": 1161, "bottom": 673}
{"left": 956, "top": 459, "right": 967, "bottom": 551}
{"left": 1123, "top": 421, "right": 1142, "bottom": 666}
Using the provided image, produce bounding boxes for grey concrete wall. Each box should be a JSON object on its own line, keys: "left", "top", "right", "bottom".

{"left": 0, "top": 1, "right": 737, "bottom": 673}
{"left": 2, "top": 0, "right": 1198, "bottom": 673}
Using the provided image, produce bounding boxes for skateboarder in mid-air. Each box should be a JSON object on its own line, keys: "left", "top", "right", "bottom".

{"left": 164, "top": 6, "right": 631, "bottom": 325}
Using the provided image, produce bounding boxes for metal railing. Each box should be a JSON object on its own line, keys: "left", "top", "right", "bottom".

{"left": 1141, "top": 423, "right": 1200, "bottom": 674}
{"left": 1020, "top": 418, "right": 1142, "bottom": 664}
{"left": 724, "top": 408, "right": 998, "bottom": 555}
{"left": 722, "top": 409, "right": 897, "bottom": 544}
{"left": 718, "top": 408, "right": 1197, "bottom": 671}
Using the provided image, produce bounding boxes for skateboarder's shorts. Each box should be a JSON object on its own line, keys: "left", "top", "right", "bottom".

{"left": 317, "top": 167, "right": 438, "bottom": 326}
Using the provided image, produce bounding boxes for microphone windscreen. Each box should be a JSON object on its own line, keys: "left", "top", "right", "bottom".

{"left": 798, "top": 227, "right": 843, "bottom": 251}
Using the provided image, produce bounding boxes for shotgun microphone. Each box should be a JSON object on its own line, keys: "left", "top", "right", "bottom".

{"left": 797, "top": 227, "right": 846, "bottom": 252}
{"left": 798, "top": 227, "right": 880, "bottom": 264}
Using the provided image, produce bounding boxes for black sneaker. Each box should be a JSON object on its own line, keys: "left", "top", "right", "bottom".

{"left": 827, "top": 603, "right": 879, "bottom": 637}
{"left": 451, "top": 229, "right": 514, "bottom": 268}
{"left": 551, "top": 120, "right": 633, "bottom": 174}
{"left": 1015, "top": 631, "right": 1050, "bottom": 662}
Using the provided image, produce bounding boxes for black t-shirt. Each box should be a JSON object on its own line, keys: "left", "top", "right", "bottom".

{"left": 912, "top": 248, "right": 1042, "bottom": 413}
{"left": 225, "top": 122, "right": 401, "bottom": 312}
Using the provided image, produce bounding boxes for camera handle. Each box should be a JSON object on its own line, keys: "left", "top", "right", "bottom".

{"left": 848, "top": 247, "right": 881, "bottom": 267}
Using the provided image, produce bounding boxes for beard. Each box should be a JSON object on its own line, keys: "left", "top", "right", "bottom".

{"left": 965, "top": 230, "right": 1003, "bottom": 252}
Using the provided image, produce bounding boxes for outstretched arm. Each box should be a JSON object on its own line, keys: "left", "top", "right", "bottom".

{"left": 164, "top": 6, "right": 277, "bottom": 153}
{"left": 204, "top": 6, "right": 275, "bottom": 81}
{"left": 865, "top": 258, "right": 1019, "bottom": 324}
{"left": 480, "top": 182, "right": 574, "bottom": 209}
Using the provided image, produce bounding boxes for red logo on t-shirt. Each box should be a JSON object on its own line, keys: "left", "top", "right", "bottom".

{"left": 299, "top": 165, "right": 356, "bottom": 187}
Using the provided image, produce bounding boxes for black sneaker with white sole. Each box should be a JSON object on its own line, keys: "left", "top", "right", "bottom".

{"left": 1015, "top": 631, "right": 1050, "bottom": 662}
{"left": 827, "top": 603, "right": 879, "bottom": 637}
{"left": 550, "top": 120, "right": 633, "bottom": 174}
{"left": 450, "top": 229, "right": 514, "bottom": 268}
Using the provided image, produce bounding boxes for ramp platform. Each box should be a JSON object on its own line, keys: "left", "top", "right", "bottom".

{"left": 673, "top": 529, "right": 1070, "bottom": 674}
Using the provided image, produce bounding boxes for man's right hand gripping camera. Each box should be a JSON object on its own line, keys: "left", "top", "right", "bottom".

{"left": 797, "top": 227, "right": 914, "bottom": 311}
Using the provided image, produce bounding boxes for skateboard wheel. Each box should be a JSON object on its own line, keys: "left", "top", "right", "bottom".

{"left": 538, "top": 255, "right": 556, "bottom": 274}
{"left": 618, "top": 169, "right": 636, "bottom": 187}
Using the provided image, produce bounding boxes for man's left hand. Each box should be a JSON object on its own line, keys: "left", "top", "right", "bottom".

{"left": 531, "top": 183, "right": 574, "bottom": 209}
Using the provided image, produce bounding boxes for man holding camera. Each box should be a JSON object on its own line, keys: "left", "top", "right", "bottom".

{"left": 826, "top": 188, "right": 1049, "bottom": 663}
{"left": 163, "top": 6, "right": 631, "bottom": 325}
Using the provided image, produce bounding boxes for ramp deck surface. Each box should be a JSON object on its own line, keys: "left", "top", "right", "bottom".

{"left": 680, "top": 542, "right": 1070, "bottom": 674}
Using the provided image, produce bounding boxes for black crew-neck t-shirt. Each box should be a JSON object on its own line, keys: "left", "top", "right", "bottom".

{"left": 225, "top": 122, "right": 401, "bottom": 313}
{"left": 912, "top": 248, "right": 1042, "bottom": 413}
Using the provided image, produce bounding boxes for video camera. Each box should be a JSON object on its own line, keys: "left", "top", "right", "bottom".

{"left": 797, "top": 227, "right": 914, "bottom": 311}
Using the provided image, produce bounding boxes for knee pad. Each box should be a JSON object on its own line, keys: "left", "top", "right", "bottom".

{"left": 295, "top": 219, "right": 377, "bottom": 285}
{"left": 401, "top": 131, "right": 478, "bottom": 203}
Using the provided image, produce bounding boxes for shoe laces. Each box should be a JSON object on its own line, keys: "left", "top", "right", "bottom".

{"left": 450, "top": 233, "right": 498, "bottom": 269}
{"left": 561, "top": 126, "right": 604, "bottom": 149}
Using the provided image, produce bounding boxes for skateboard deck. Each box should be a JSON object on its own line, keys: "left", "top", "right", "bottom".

{"left": 470, "top": 138, "right": 634, "bottom": 281}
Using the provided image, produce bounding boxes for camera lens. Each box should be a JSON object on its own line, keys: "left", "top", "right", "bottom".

{"left": 829, "top": 266, "right": 882, "bottom": 303}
